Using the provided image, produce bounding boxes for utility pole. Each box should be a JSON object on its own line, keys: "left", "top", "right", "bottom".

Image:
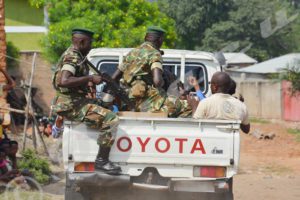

{"left": 0, "top": 0, "right": 5, "bottom": 71}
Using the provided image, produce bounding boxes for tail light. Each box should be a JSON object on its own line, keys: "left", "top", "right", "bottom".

{"left": 74, "top": 162, "right": 95, "bottom": 172}
{"left": 193, "top": 166, "right": 226, "bottom": 178}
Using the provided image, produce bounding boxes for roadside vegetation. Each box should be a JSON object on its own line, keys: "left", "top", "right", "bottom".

{"left": 250, "top": 118, "right": 270, "bottom": 124}
{"left": 6, "top": 41, "right": 20, "bottom": 68}
{"left": 287, "top": 128, "right": 300, "bottom": 142}
{"left": 18, "top": 149, "right": 52, "bottom": 184}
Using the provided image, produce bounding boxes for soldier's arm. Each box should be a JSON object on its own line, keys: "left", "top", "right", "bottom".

{"left": 152, "top": 68, "right": 164, "bottom": 88}
{"left": 59, "top": 70, "right": 102, "bottom": 88}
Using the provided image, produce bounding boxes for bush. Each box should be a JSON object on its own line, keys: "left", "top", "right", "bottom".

{"left": 6, "top": 41, "right": 20, "bottom": 68}
{"left": 280, "top": 65, "right": 300, "bottom": 95}
{"left": 18, "top": 149, "right": 51, "bottom": 184}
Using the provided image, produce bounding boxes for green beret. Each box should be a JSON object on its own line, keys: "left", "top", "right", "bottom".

{"left": 146, "top": 26, "right": 166, "bottom": 35}
{"left": 72, "top": 28, "right": 94, "bottom": 38}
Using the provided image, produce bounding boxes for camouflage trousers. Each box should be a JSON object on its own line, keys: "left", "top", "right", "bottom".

{"left": 135, "top": 87, "right": 192, "bottom": 118}
{"left": 59, "top": 103, "right": 119, "bottom": 148}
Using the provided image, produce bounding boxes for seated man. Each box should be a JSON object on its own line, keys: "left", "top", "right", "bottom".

{"left": 112, "top": 26, "right": 192, "bottom": 117}
{"left": 192, "top": 72, "right": 250, "bottom": 133}
{"left": 52, "top": 28, "right": 121, "bottom": 174}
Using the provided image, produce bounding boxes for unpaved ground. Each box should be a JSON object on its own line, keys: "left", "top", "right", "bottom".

{"left": 35, "top": 121, "right": 300, "bottom": 200}
{"left": 234, "top": 121, "right": 300, "bottom": 200}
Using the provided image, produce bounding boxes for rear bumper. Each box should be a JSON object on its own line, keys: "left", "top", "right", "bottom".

{"left": 66, "top": 172, "right": 231, "bottom": 193}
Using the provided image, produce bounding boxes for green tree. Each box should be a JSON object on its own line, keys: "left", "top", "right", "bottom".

{"left": 158, "top": 0, "right": 234, "bottom": 49}
{"left": 29, "top": 0, "right": 177, "bottom": 63}
{"left": 200, "top": 0, "right": 297, "bottom": 61}
{"left": 6, "top": 41, "right": 20, "bottom": 68}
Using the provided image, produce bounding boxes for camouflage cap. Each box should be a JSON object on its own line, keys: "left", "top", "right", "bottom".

{"left": 146, "top": 26, "right": 166, "bottom": 35}
{"left": 72, "top": 28, "right": 94, "bottom": 38}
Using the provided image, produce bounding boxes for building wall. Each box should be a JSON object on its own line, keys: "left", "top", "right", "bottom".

{"left": 236, "top": 81, "right": 282, "bottom": 119}
{"left": 282, "top": 81, "right": 300, "bottom": 121}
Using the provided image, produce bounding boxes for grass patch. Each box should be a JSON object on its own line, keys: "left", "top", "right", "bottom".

{"left": 0, "top": 191, "right": 52, "bottom": 200}
{"left": 5, "top": 18, "right": 33, "bottom": 26}
{"left": 5, "top": 0, "right": 43, "bottom": 26}
{"left": 287, "top": 128, "right": 300, "bottom": 142}
{"left": 250, "top": 117, "right": 270, "bottom": 124}
{"left": 264, "top": 163, "right": 293, "bottom": 175}
{"left": 6, "top": 33, "right": 44, "bottom": 51}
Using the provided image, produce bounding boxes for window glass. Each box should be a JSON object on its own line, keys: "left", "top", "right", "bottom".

{"left": 184, "top": 64, "right": 206, "bottom": 93}
{"left": 97, "top": 61, "right": 118, "bottom": 76}
{"left": 163, "top": 63, "right": 181, "bottom": 78}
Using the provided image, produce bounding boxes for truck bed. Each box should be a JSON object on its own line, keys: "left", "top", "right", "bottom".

{"left": 63, "top": 117, "right": 240, "bottom": 178}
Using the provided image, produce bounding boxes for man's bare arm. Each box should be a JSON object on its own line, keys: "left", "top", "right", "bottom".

{"left": 59, "top": 71, "right": 102, "bottom": 88}
{"left": 152, "top": 68, "right": 164, "bottom": 88}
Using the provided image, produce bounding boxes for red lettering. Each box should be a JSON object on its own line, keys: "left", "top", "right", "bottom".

{"left": 137, "top": 137, "right": 150, "bottom": 152}
{"left": 117, "top": 137, "right": 132, "bottom": 152}
{"left": 175, "top": 138, "right": 188, "bottom": 153}
{"left": 155, "top": 138, "right": 170, "bottom": 153}
{"left": 190, "top": 139, "right": 206, "bottom": 154}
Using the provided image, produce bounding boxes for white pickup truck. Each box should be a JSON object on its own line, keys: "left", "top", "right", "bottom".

{"left": 63, "top": 49, "right": 240, "bottom": 200}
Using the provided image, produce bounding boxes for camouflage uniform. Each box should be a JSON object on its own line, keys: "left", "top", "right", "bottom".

{"left": 52, "top": 47, "right": 118, "bottom": 147}
{"left": 119, "top": 42, "right": 192, "bottom": 117}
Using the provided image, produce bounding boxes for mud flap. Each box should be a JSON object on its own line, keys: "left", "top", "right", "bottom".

{"left": 65, "top": 172, "right": 131, "bottom": 200}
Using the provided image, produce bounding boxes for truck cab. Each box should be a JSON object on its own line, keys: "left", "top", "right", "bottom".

{"left": 64, "top": 49, "right": 238, "bottom": 200}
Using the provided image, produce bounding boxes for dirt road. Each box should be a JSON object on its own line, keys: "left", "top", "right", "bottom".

{"left": 234, "top": 121, "right": 300, "bottom": 200}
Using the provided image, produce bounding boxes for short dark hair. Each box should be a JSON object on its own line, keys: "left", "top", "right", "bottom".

{"left": 228, "top": 79, "right": 236, "bottom": 95}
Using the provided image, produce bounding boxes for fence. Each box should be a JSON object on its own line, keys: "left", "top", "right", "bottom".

{"left": 236, "top": 80, "right": 300, "bottom": 121}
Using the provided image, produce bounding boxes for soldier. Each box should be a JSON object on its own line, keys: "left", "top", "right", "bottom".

{"left": 52, "top": 28, "right": 121, "bottom": 175}
{"left": 112, "top": 26, "right": 192, "bottom": 117}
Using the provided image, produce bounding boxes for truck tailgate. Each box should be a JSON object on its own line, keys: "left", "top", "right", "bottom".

{"left": 64, "top": 118, "right": 240, "bottom": 177}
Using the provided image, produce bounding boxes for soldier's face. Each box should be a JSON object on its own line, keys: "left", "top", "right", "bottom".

{"left": 80, "top": 37, "right": 93, "bottom": 55}
{"left": 158, "top": 36, "right": 164, "bottom": 49}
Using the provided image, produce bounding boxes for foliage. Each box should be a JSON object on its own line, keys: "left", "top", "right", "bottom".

{"left": 199, "top": 0, "right": 297, "bottom": 61}
{"left": 280, "top": 65, "right": 300, "bottom": 94}
{"left": 250, "top": 117, "right": 270, "bottom": 124}
{"left": 158, "top": 0, "right": 234, "bottom": 49}
{"left": 287, "top": 128, "right": 300, "bottom": 142}
{"left": 30, "top": 0, "right": 177, "bottom": 64}
{"left": 18, "top": 149, "right": 51, "bottom": 184}
{"left": 6, "top": 41, "right": 20, "bottom": 68}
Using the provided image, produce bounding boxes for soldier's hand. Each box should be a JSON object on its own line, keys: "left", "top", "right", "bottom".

{"left": 91, "top": 75, "right": 102, "bottom": 85}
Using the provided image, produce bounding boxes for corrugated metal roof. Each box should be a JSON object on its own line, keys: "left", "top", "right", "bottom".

{"left": 223, "top": 53, "right": 257, "bottom": 64}
{"left": 237, "top": 53, "right": 300, "bottom": 73}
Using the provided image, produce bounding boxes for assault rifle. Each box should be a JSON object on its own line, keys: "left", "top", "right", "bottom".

{"left": 86, "top": 60, "right": 135, "bottom": 111}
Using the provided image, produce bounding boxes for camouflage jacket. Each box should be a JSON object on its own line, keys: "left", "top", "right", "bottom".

{"left": 52, "top": 47, "right": 89, "bottom": 114}
{"left": 118, "top": 41, "right": 163, "bottom": 85}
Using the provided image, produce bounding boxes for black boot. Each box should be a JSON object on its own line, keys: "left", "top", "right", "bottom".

{"left": 95, "top": 146, "right": 122, "bottom": 175}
